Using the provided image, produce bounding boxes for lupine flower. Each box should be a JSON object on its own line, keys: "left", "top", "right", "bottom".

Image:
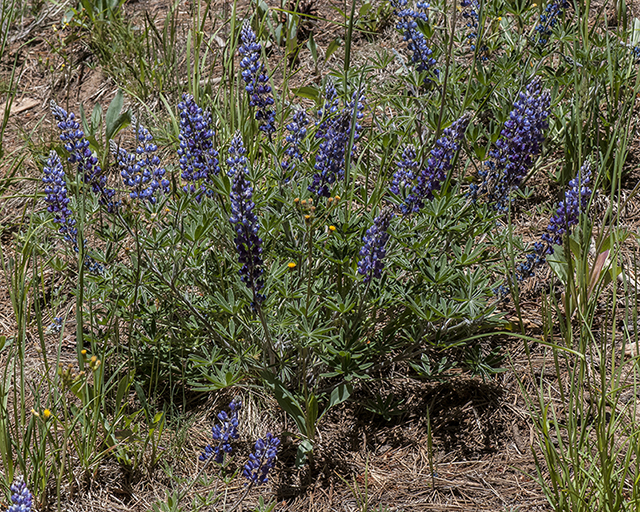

{"left": 178, "top": 94, "right": 220, "bottom": 201}
{"left": 200, "top": 399, "right": 242, "bottom": 464}
{"left": 404, "top": 114, "right": 470, "bottom": 214}
{"left": 50, "top": 101, "right": 118, "bottom": 212}
{"left": 460, "top": 0, "right": 488, "bottom": 59}
{"left": 541, "top": 161, "right": 592, "bottom": 253}
{"left": 475, "top": 78, "right": 550, "bottom": 211}
{"left": 281, "top": 109, "right": 308, "bottom": 179}
{"left": 243, "top": 433, "right": 280, "bottom": 486}
{"left": 110, "top": 118, "right": 169, "bottom": 204}
{"left": 8, "top": 476, "right": 33, "bottom": 512}
{"left": 535, "top": 1, "right": 570, "bottom": 46}
{"left": 516, "top": 161, "right": 593, "bottom": 281}
{"left": 309, "top": 85, "right": 365, "bottom": 197}
{"left": 390, "top": 145, "right": 419, "bottom": 196}
{"left": 391, "top": 0, "right": 438, "bottom": 84}
{"left": 228, "top": 133, "right": 265, "bottom": 306}
{"left": 42, "top": 150, "right": 77, "bottom": 246}
{"left": 357, "top": 209, "right": 394, "bottom": 283}
{"left": 239, "top": 21, "right": 276, "bottom": 135}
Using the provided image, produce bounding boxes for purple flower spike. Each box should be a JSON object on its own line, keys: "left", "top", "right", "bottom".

{"left": 243, "top": 433, "right": 280, "bottom": 486}
{"left": 516, "top": 161, "right": 593, "bottom": 281}
{"left": 309, "top": 82, "right": 365, "bottom": 197}
{"left": 178, "top": 94, "right": 221, "bottom": 201}
{"left": 42, "top": 150, "right": 77, "bottom": 247}
{"left": 110, "top": 117, "right": 169, "bottom": 204}
{"left": 8, "top": 476, "right": 33, "bottom": 512}
{"left": 239, "top": 21, "right": 276, "bottom": 135}
{"left": 476, "top": 78, "right": 551, "bottom": 211}
{"left": 542, "top": 161, "right": 593, "bottom": 253}
{"left": 390, "top": 145, "right": 419, "bottom": 196}
{"left": 228, "top": 133, "right": 265, "bottom": 307}
{"left": 391, "top": 0, "right": 438, "bottom": 84}
{"left": 358, "top": 209, "right": 394, "bottom": 283}
{"left": 200, "top": 399, "right": 242, "bottom": 464}
{"left": 281, "top": 109, "right": 308, "bottom": 179}
{"left": 50, "top": 101, "right": 118, "bottom": 212}
{"left": 535, "top": 1, "right": 570, "bottom": 47}
{"left": 404, "top": 113, "right": 469, "bottom": 214}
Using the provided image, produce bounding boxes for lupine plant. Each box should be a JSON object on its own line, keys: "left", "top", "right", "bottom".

{"left": 9, "top": 0, "right": 640, "bottom": 509}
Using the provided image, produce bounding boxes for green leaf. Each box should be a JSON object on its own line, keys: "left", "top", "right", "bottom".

{"left": 91, "top": 104, "right": 103, "bottom": 134}
{"left": 292, "top": 86, "right": 319, "bottom": 100}
{"left": 325, "top": 38, "right": 342, "bottom": 62}
{"left": 105, "top": 90, "right": 125, "bottom": 141}
{"left": 295, "top": 439, "right": 314, "bottom": 467}
{"left": 307, "top": 33, "right": 318, "bottom": 63}
{"left": 327, "top": 382, "right": 352, "bottom": 411}
{"left": 262, "top": 372, "right": 307, "bottom": 435}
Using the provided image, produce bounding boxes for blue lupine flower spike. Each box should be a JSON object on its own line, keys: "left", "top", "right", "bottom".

{"left": 474, "top": 78, "right": 550, "bottom": 211}
{"left": 391, "top": 145, "right": 419, "bottom": 196}
{"left": 239, "top": 21, "right": 276, "bottom": 135}
{"left": 358, "top": 208, "right": 394, "bottom": 283}
{"left": 42, "top": 150, "right": 77, "bottom": 247}
{"left": 404, "top": 113, "right": 470, "bottom": 214}
{"left": 50, "top": 100, "right": 118, "bottom": 212}
{"left": 309, "top": 84, "right": 366, "bottom": 197}
{"left": 200, "top": 399, "right": 242, "bottom": 464}
{"left": 110, "top": 116, "right": 169, "bottom": 204}
{"left": 8, "top": 476, "right": 33, "bottom": 512}
{"left": 516, "top": 161, "right": 593, "bottom": 281}
{"left": 541, "top": 161, "right": 593, "bottom": 254}
{"left": 281, "top": 108, "right": 308, "bottom": 179}
{"left": 243, "top": 433, "right": 280, "bottom": 486}
{"left": 177, "top": 94, "right": 221, "bottom": 201}
{"left": 390, "top": 0, "right": 438, "bottom": 84}
{"left": 228, "top": 133, "right": 265, "bottom": 307}
{"left": 535, "top": 1, "right": 570, "bottom": 47}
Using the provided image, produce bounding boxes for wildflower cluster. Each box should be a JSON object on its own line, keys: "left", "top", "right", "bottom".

{"left": 391, "top": 0, "right": 438, "bottom": 83}
{"left": 111, "top": 118, "right": 169, "bottom": 203}
{"left": 474, "top": 78, "right": 550, "bottom": 211}
{"left": 309, "top": 83, "right": 365, "bottom": 197}
{"left": 239, "top": 21, "right": 276, "bottom": 135}
{"left": 243, "top": 433, "right": 280, "bottom": 486}
{"left": 534, "top": 1, "right": 570, "bottom": 46}
{"left": 178, "top": 94, "right": 221, "bottom": 201}
{"left": 42, "top": 150, "right": 77, "bottom": 246}
{"left": 402, "top": 114, "right": 470, "bottom": 214}
{"left": 200, "top": 399, "right": 241, "bottom": 464}
{"left": 357, "top": 209, "right": 394, "bottom": 283}
{"left": 228, "top": 133, "right": 265, "bottom": 306}
{"left": 8, "top": 476, "right": 32, "bottom": 512}
{"left": 51, "top": 101, "right": 117, "bottom": 211}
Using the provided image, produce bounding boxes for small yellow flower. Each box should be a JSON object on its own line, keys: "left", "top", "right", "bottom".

{"left": 288, "top": 262, "right": 296, "bottom": 269}
{"left": 91, "top": 356, "right": 97, "bottom": 363}
{"left": 498, "top": 16, "right": 502, "bottom": 21}
{"left": 81, "top": 349, "right": 87, "bottom": 355}
{"left": 334, "top": 195, "right": 340, "bottom": 201}
{"left": 304, "top": 214, "right": 311, "bottom": 220}
{"left": 329, "top": 225, "right": 336, "bottom": 232}
{"left": 43, "top": 409, "right": 52, "bottom": 420}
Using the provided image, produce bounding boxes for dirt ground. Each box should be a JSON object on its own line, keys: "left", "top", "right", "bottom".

{"left": 2, "top": 0, "right": 640, "bottom": 510}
